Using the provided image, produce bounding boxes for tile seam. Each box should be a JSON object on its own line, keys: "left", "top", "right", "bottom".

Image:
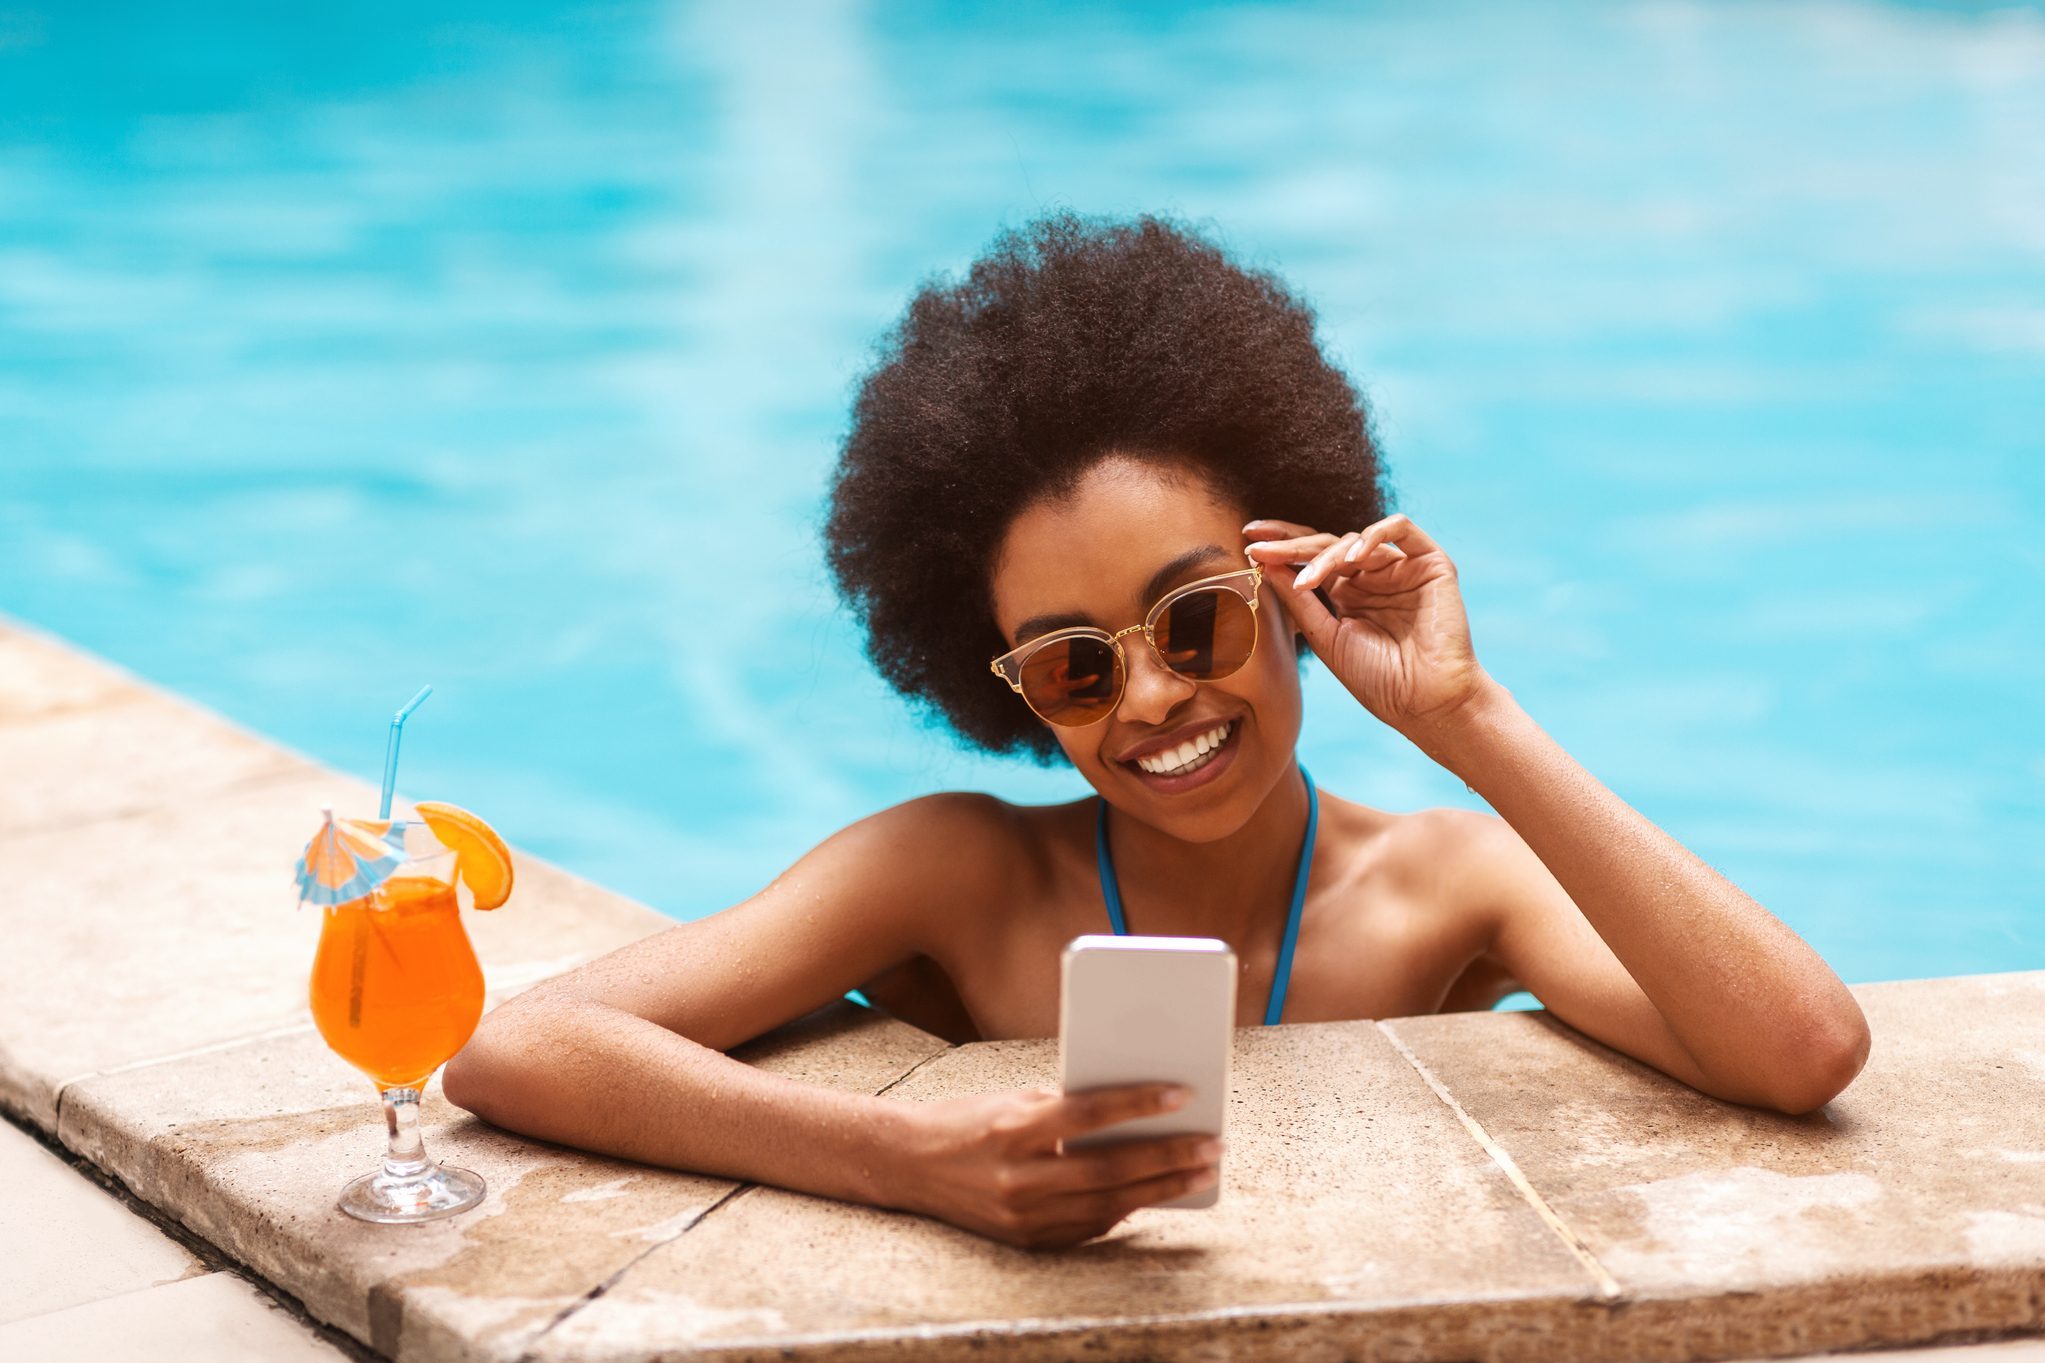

{"left": 1376, "top": 1020, "right": 1623, "bottom": 1302}
{"left": 0, "top": 1271, "right": 237, "bottom": 1332}
{"left": 0, "top": 1107, "right": 387, "bottom": 1363}
{"left": 870, "top": 1042, "right": 954, "bottom": 1099}
{"left": 513, "top": 1181, "right": 758, "bottom": 1363}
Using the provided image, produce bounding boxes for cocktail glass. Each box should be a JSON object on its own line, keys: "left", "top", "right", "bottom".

{"left": 306, "top": 821, "right": 487, "bottom": 1223}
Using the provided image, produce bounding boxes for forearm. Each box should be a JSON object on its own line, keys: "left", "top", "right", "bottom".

{"left": 1409, "top": 677, "right": 1868, "bottom": 1100}
{"left": 443, "top": 993, "right": 915, "bottom": 1208}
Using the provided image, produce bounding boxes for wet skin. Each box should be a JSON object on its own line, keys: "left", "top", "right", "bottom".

{"left": 854, "top": 453, "right": 1865, "bottom": 1103}
{"left": 445, "top": 454, "right": 1870, "bottom": 1250}
{"left": 863, "top": 457, "right": 1517, "bottom": 1040}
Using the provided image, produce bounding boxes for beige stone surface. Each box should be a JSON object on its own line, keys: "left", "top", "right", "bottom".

{"left": 0, "top": 1270, "right": 354, "bottom": 1362}
{"left": 1383, "top": 972, "right": 2045, "bottom": 1358}
{"left": 0, "top": 616, "right": 305, "bottom": 837}
{"left": 0, "top": 613, "right": 673, "bottom": 1130}
{"left": 11, "top": 619, "right": 2045, "bottom": 1363}
{"left": 0, "top": 764, "right": 669, "bottom": 1130}
{"left": 0, "top": 1117, "right": 206, "bottom": 1326}
{"left": 0, "top": 619, "right": 142, "bottom": 722}
{"left": 532, "top": 1021, "right": 1603, "bottom": 1363}
{"left": 0, "top": 690, "right": 311, "bottom": 839}
{"left": 58, "top": 1001, "right": 948, "bottom": 1363}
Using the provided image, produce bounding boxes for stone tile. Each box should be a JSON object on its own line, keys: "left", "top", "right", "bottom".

{"left": 57, "top": 1001, "right": 948, "bottom": 1363}
{"left": 1383, "top": 972, "right": 2045, "bottom": 1358}
{"left": 0, "top": 617, "right": 142, "bottom": 723}
{"left": 0, "top": 692, "right": 312, "bottom": 839}
{"left": 0, "top": 1117, "right": 206, "bottom": 1326}
{"left": 0, "top": 613, "right": 307, "bottom": 840}
{"left": 533, "top": 1020, "right": 1605, "bottom": 1363}
{"left": 0, "top": 1270, "right": 353, "bottom": 1362}
{"left": 0, "top": 767, "right": 668, "bottom": 1131}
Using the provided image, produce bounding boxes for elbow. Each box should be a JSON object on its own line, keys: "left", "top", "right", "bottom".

{"left": 443, "top": 1011, "right": 522, "bottom": 1121}
{"left": 440, "top": 1037, "right": 491, "bottom": 1117}
{"left": 1760, "top": 1005, "right": 1872, "bottom": 1116}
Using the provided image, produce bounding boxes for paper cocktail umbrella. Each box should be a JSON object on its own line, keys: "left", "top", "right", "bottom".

{"left": 295, "top": 810, "right": 409, "bottom": 907}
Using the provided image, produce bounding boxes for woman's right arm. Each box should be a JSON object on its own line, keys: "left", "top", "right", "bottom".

{"left": 445, "top": 795, "right": 991, "bottom": 1199}
{"left": 442, "top": 795, "right": 1220, "bottom": 1249}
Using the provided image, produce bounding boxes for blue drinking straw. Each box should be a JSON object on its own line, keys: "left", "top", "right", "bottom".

{"left": 378, "top": 685, "right": 433, "bottom": 819}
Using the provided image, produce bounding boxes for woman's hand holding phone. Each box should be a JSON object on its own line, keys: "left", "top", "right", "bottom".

{"left": 887, "top": 1082, "right": 1223, "bottom": 1250}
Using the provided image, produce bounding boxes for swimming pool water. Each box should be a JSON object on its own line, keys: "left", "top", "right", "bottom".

{"left": 2, "top": 1, "right": 2040, "bottom": 989}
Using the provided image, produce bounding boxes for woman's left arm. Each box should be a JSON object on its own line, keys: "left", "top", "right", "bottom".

{"left": 1245, "top": 514, "right": 1871, "bottom": 1115}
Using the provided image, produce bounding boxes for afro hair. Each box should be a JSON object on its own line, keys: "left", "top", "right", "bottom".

{"left": 825, "top": 211, "right": 1392, "bottom": 762}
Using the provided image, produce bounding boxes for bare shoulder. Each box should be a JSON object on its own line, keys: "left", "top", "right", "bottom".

{"left": 1377, "top": 805, "right": 1528, "bottom": 919}
{"left": 813, "top": 791, "right": 1065, "bottom": 946}
{"left": 676, "top": 787, "right": 1065, "bottom": 963}
{"left": 1313, "top": 796, "right": 1498, "bottom": 892}
{"left": 824, "top": 789, "right": 1034, "bottom": 872}
{"left": 1317, "top": 798, "right": 1517, "bottom": 945}
{"left": 499, "top": 790, "right": 1056, "bottom": 1054}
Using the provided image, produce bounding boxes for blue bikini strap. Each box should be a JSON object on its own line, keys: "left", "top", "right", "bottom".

{"left": 1093, "top": 765, "right": 1318, "bottom": 1026}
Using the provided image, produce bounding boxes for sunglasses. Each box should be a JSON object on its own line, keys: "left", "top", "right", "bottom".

{"left": 989, "top": 566, "right": 1264, "bottom": 727}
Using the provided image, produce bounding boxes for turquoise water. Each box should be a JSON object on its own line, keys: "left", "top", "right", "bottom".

{"left": 2, "top": 2, "right": 2039, "bottom": 990}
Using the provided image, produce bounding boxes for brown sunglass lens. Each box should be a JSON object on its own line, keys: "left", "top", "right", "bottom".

{"left": 1018, "top": 635, "right": 1124, "bottom": 726}
{"left": 1156, "top": 587, "right": 1256, "bottom": 680}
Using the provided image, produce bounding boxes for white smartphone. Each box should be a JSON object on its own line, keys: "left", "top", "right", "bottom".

{"left": 1057, "top": 934, "right": 1236, "bottom": 1209}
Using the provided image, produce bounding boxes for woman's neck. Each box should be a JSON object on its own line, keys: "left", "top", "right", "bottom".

{"left": 1101, "top": 762, "right": 1313, "bottom": 946}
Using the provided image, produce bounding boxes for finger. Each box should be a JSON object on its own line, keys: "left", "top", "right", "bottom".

{"left": 1294, "top": 532, "right": 1364, "bottom": 591}
{"left": 1243, "top": 532, "right": 1339, "bottom": 566}
{"left": 1264, "top": 557, "right": 1343, "bottom": 653}
{"left": 1354, "top": 512, "right": 1447, "bottom": 563}
{"left": 1048, "top": 1162, "right": 1222, "bottom": 1228}
{"left": 1044, "top": 1083, "right": 1191, "bottom": 1141}
{"left": 1035, "top": 1133, "right": 1224, "bottom": 1197}
{"left": 1344, "top": 537, "right": 1409, "bottom": 567}
{"left": 1242, "top": 517, "right": 1320, "bottom": 543}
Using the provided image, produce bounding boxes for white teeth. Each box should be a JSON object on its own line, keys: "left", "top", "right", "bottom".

{"left": 1134, "top": 721, "right": 1233, "bottom": 777}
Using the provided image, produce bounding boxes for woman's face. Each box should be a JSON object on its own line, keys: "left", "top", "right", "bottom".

{"left": 989, "top": 455, "right": 1303, "bottom": 843}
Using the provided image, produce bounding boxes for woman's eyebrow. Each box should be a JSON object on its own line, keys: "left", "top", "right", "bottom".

{"left": 1140, "top": 543, "right": 1232, "bottom": 603}
{"left": 1012, "top": 544, "right": 1233, "bottom": 643}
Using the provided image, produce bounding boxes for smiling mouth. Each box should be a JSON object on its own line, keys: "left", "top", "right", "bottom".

{"left": 1128, "top": 719, "right": 1235, "bottom": 778}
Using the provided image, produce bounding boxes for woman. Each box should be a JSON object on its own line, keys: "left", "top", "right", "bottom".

{"left": 444, "top": 212, "right": 1869, "bottom": 1250}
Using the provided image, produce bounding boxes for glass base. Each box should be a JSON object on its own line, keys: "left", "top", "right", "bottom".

{"left": 337, "top": 1162, "right": 486, "bottom": 1224}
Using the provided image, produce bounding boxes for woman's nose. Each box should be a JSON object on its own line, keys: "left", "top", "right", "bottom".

{"left": 1114, "top": 641, "right": 1197, "bottom": 727}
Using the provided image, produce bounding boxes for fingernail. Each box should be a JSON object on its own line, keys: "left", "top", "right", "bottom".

{"left": 1190, "top": 1167, "right": 1219, "bottom": 1189}
{"left": 1165, "top": 1085, "right": 1192, "bottom": 1107}
{"left": 1345, "top": 541, "right": 1365, "bottom": 562}
{"left": 1196, "top": 1137, "right": 1224, "bottom": 1161}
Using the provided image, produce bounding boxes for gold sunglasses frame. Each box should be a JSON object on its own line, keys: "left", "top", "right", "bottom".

{"left": 988, "top": 566, "right": 1265, "bottom": 727}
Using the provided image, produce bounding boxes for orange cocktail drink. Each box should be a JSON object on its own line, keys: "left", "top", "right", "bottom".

{"left": 297, "top": 802, "right": 511, "bottom": 1224}
{"left": 309, "top": 874, "right": 485, "bottom": 1090}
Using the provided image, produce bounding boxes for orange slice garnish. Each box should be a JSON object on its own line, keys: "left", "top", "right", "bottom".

{"left": 414, "top": 801, "right": 514, "bottom": 910}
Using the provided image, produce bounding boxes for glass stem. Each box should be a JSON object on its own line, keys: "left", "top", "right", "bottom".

{"left": 380, "top": 1086, "right": 432, "bottom": 1182}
